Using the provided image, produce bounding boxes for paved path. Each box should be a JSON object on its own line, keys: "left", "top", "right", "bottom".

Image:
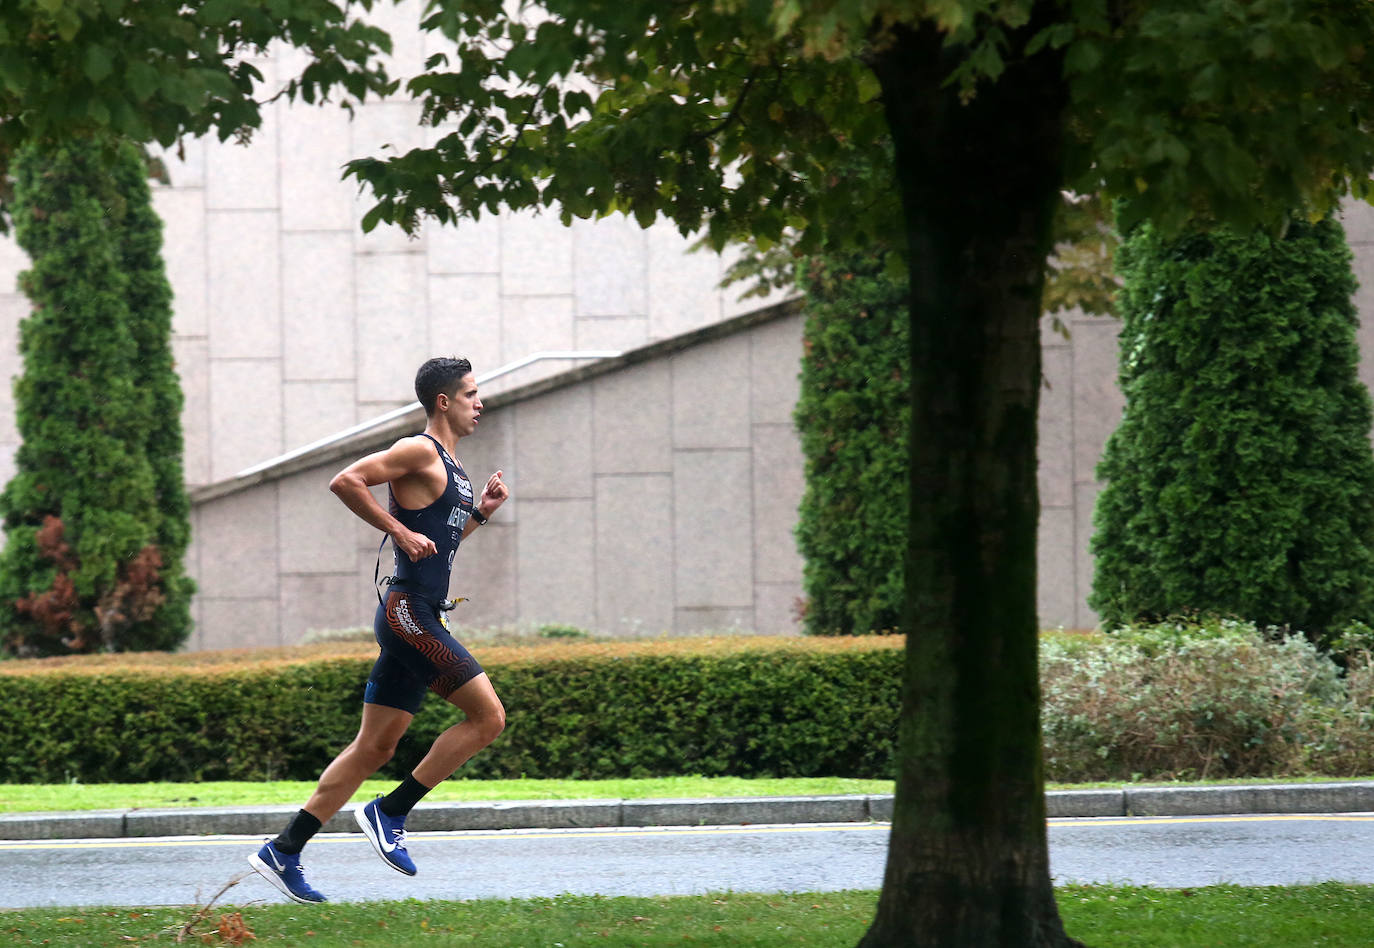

{"left": 1049, "top": 812, "right": 1374, "bottom": 887}
{"left": 7, "top": 811, "right": 1374, "bottom": 908}
{"left": 1, "top": 823, "right": 889, "bottom": 908}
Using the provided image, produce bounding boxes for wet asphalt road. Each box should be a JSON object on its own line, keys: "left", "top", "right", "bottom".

{"left": 4, "top": 814, "right": 1374, "bottom": 908}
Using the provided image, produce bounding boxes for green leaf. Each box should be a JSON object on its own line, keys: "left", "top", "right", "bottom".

{"left": 967, "top": 34, "right": 1005, "bottom": 81}
{"left": 125, "top": 60, "right": 158, "bottom": 102}
{"left": 83, "top": 45, "right": 114, "bottom": 83}
{"left": 360, "top": 202, "right": 387, "bottom": 233}
{"left": 1064, "top": 38, "right": 1101, "bottom": 75}
{"left": 53, "top": 7, "right": 82, "bottom": 42}
{"left": 195, "top": 68, "right": 239, "bottom": 101}
{"left": 855, "top": 70, "right": 881, "bottom": 104}
{"left": 0, "top": 48, "right": 28, "bottom": 90}
{"left": 199, "top": 0, "right": 249, "bottom": 28}
{"left": 1027, "top": 22, "right": 1075, "bottom": 55}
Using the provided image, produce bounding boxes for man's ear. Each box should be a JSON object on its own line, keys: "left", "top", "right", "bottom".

{"left": 435, "top": 392, "right": 449, "bottom": 411}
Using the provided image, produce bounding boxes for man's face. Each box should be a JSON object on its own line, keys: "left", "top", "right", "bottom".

{"left": 445, "top": 373, "right": 482, "bottom": 435}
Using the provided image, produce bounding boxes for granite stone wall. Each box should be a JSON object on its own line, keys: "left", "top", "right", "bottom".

{"left": 185, "top": 305, "right": 807, "bottom": 648}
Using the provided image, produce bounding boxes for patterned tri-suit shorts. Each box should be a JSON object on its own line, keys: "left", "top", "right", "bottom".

{"left": 365, "top": 589, "right": 484, "bottom": 714}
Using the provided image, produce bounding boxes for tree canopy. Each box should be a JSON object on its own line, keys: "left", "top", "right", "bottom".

{"left": 5, "top": 1, "right": 1370, "bottom": 246}
{"left": 0, "top": 0, "right": 393, "bottom": 226}
{"left": 340, "top": 0, "right": 1374, "bottom": 243}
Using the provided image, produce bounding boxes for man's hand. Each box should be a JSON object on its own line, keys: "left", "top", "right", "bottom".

{"left": 393, "top": 526, "right": 438, "bottom": 562}
{"left": 478, "top": 470, "right": 510, "bottom": 516}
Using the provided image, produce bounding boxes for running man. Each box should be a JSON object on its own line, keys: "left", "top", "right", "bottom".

{"left": 250, "top": 356, "right": 509, "bottom": 903}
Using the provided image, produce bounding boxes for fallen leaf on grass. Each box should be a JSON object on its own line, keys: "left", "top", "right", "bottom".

{"left": 212, "top": 912, "right": 255, "bottom": 946}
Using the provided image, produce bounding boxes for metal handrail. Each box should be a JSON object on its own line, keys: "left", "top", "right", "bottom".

{"left": 232, "top": 350, "right": 621, "bottom": 478}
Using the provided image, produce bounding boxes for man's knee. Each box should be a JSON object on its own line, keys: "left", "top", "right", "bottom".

{"left": 473, "top": 702, "right": 505, "bottom": 746}
{"left": 355, "top": 734, "right": 399, "bottom": 767}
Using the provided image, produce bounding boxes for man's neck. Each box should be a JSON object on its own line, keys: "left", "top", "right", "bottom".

{"left": 424, "top": 420, "right": 460, "bottom": 458}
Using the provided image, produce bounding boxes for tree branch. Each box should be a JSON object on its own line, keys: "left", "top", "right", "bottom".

{"left": 686, "top": 66, "right": 759, "bottom": 144}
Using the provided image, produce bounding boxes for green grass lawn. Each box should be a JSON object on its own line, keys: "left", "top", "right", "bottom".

{"left": 1058, "top": 883, "right": 1374, "bottom": 947}
{"left": 4, "top": 773, "right": 1372, "bottom": 815}
{"left": 0, "top": 777, "right": 895, "bottom": 814}
{"left": 4, "top": 885, "right": 1374, "bottom": 947}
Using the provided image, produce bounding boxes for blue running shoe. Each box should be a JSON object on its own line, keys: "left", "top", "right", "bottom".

{"left": 355, "top": 796, "right": 417, "bottom": 875}
{"left": 248, "top": 839, "right": 327, "bottom": 904}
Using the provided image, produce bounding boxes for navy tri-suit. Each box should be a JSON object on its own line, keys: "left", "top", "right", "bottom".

{"left": 365, "top": 433, "right": 484, "bottom": 714}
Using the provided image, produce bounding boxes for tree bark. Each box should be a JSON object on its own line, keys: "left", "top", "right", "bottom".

{"left": 858, "top": 14, "right": 1085, "bottom": 948}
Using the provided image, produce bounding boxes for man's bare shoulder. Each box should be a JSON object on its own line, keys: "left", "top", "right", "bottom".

{"left": 390, "top": 434, "right": 436, "bottom": 452}
{"left": 384, "top": 435, "right": 439, "bottom": 467}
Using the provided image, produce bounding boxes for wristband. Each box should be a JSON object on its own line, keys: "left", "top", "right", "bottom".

{"left": 470, "top": 508, "right": 489, "bottom": 525}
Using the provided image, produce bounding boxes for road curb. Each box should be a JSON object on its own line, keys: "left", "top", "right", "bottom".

{"left": 3, "top": 783, "right": 1373, "bottom": 840}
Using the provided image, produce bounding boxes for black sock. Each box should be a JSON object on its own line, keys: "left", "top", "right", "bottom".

{"left": 272, "top": 809, "right": 322, "bottom": 855}
{"left": 379, "top": 773, "right": 433, "bottom": 818}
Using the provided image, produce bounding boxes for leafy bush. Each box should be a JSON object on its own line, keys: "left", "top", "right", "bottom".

{"left": 1090, "top": 217, "right": 1374, "bottom": 643}
{"left": 1041, "top": 617, "right": 1340, "bottom": 781}
{"left": 1293, "top": 650, "right": 1374, "bottom": 776}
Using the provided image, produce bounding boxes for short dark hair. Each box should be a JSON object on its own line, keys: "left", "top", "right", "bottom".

{"left": 415, "top": 357, "right": 473, "bottom": 415}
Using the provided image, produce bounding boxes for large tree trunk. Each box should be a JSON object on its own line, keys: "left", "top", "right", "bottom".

{"left": 858, "top": 15, "right": 1085, "bottom": 948}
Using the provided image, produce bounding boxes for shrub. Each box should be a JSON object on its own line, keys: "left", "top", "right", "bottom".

{"left": 1090, "top": 217, "right": 1374, "bottom": 644}
{"left": 0, "top": 636, "right": 904, "bottom": 783}
{"left": 12, "top": 623, "right": 1374, "bottom": 786}
{"left": 1295, "top": 650, "right": 1374, "bottom": 776}
{"left": 1040, "top": 616, "right": 1340, "bottom": 781}
{"left": 794, "top": 251, "right": 909, "bottom": 635}
{"left": 537, "top": 623, "right": 590, "bottom": 639}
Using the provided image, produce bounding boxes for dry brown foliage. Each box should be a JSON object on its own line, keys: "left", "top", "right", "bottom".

{"left": 0, "top": 632, "right": 905, "bottom": 678}
{"left": 210, "top": 913, "right": 256, "bottom": 945}
{"left": 13, "top": 515, "right": 83, "bottom": 648}
{"left": 9, "top": 516, "right": 169, "bottom": 654}
{"left": 172, "top": 872, "right": 253, "bottom": 944}
{"left": 95, "top": 544, "right": 166, "bottom": 649}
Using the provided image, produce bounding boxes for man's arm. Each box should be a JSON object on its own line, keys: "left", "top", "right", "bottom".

{"left": 329, "top": 438, "right": 438, "bottom": 562}
{"left": 462, "top": 470, "right": 510, "bottom": 539}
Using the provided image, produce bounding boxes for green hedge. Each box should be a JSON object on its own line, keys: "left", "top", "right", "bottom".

{"left": 14, "top": 624, "right": 1374, "bottom": 786}
{"left": 0, "top": 642, "right": 903, "bottom": 783}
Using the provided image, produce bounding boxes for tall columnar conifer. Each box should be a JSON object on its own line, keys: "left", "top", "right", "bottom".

{"left": 791, "top": 201, "right": 1109, "bottom": 637}
{"left": 0, "top": 137, "right": 192, "bottom": 655}
{"left": 108, "top": 141, "right": 195, "bottom": 650}
{"left": 795, "top": 251, "right": 908, "bottom": 635}
{"left": 1090, "top": 218, "right": 1374, "bottom": 641}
